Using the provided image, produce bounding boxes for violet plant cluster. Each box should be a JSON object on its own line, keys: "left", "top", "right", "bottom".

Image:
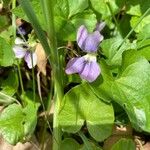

{"left": 13, "top": 22, "right": 105, "bottom": 82}
{"left": 13, "top": 37, "right": 37, "bottom": 69}
{"left": 65, "top": 22, "right": 105, "bottom": 82}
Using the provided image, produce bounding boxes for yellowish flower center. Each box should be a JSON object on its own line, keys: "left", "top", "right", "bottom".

{"left": 83, "top": 53, "right": 97, "bottom": 62}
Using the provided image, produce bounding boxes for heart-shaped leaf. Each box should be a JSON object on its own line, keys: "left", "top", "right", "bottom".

{"left": 111, "top": 138, "right": 136, "bottom": 150}
{"left": 0, "top": 93, "right": 39, "bottom": 145}
{"left": 59, "top": 83, "right": 114, "bottom": 141}
{"left": 112, "top": 50, "right": 150, "bottom": 132}
{"left": 0, "top": 37, "right": 15, "bottom": 67}
{"left": 60, "top": 138, "right": 80, "bottom": 150}
{"left": 13, "top": 0, "right": 96, "bottom": 41}
{"left": 0, "top": 104, "right": 24, "bottom": 144}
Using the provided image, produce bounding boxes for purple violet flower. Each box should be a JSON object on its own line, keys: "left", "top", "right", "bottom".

{"left": 65, "top": 23, "right": 104, "bottom": 82}
{"left": 17, "top": 26, "right": 26, "bottom": 35}
{"left": 94, "top": 22, "right": 106, "bottom": 32}
{"left": 77, "top": 25, "right": 103, "bottom": 53}
{"left": 13, "top": 37, "right": 37, "bottom": 69}
{"left": 66, "top": 54, "right": 101, "bottom": 82}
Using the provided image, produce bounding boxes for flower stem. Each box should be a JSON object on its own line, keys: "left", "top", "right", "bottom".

{"left": 12, "top": 0, "right": 25, "bottom": 94}
{"left": 106, "top": 1, "right": 121, "bottom": 35}
{"left": 17, "top": 61, "right": 24, "bottom": 93}
{"left": 19, "top": 0, "right": 64, "bottom": 148}
{"left": 111, "top": 7, "right": 150, "bottom": 63}
{"left": 119, "top": 7, "right": 150, "bottom": 49}
{"left": 31, "top": 54, "right": 35, "bottom": 102}
{"left": 40, "top": 0, "right": 63, "bottom": 149}
{"left": 12, "top": 0, "right": 16, "bottom": 36}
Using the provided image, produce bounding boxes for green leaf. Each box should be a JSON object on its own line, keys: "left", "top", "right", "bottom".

{"left": 137, "top": 39, "right": 150, "bottom": 61}
{"left": 90, "top": 0, "right": 123, "bottom": 19}
{"left": 12, "top": 0, "right": 45, "bottom": 28}
{"left": 61, "top": 138, "right": 80, "bottom": 150}
{"left": 54, "top": 0, "right": 69, "bottom": 18}
{"left": 59, "top": 83, "right": 114, "bottom": 141}
{"left": 0, "top": 93, "right": 39, "bottom": 145}
{"left": 18, "top": 0, "right": 52, "bottom": 66}
{"left": 56, "top": 10, "right": 97, "bottom": 41}
{"left": 68, "top": 0, "right": 88, "bottom": 18}
{"left": 79, "top": 131, "right": 94, "bottom": 150}
{"left": 61, "top": 133, "right": 102, "bottom": 150}
{"left": 126, "top": 0, "right": 150, "bottom": 33}
{"left": 101, "top": 37, "right": 123, "bottom": 60}
{"left": 0, "top": 37, "right": 15, "bottom": 66}
{"left": 101, "top": 37, "right": 136, "bottom": 66}
{"left": 126, "top": 2, "right": 141, "bottom": 16}
{"left": 111, "top": 138, "right": 136, "bottom": 150}
{"left": 79, "top": 131, "right": 102, "bottom": 150}
{"left": 80, "top": 144, "right": 102, "bottom": 150}
{"left": 126, "top": 0, "right": 150, "bottom": 16}
{"left": 0, "top": 92, "right": 17, "bottom": 104}
{"left": 22, "top": 93, "right": 40, "bottom": 137}
{"left": 0, "top": 26, "right": 13, "bottom": 43}
{"left": 119, "top": 15, "right": 131, "bottom": 38}
{"left": 137, "top": 24, "right": 150, "bottom": 40}
{"left": 55, "top": 0, "right": 88, "bottom": 18}
{"left": 0, "top": 16, "right": 9, "bottom": 30}
{"left": 13, "top": 0, "right": 95, "bottom": 41}
{"left": 90, "top": 0, "right": 111, "bottom": 17}
{"left": 130, "top": 15, "right": 150, "bottom": 33}
{"left": 90, "top": 60, "right": 114, "bottom": 103}
{"left": 12, "top": 5, "right": 29, "bottom": 22}
{"left": 55, "top": 18, "right": 76, "bottom": 41}
{"left": 71, "top": 10, "right": 97, "bottom": 32}
{"left": 3, "top": 0, "right": 11, "bottom": 7}
{"left": 112, "top": 50, "right": 150, "bottom": 132}
{"left": 0, "top": 104, "right": 24, "bottom": 144}
{"left": 0, "top": 70, "right": 18, "bottom": 96}
{"left": 127, "top": 0, "right": 150, "bottom": 33}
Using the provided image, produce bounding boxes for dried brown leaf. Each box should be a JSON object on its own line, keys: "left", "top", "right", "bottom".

{"left": 0, "top": 137, "right": 12, "bottom": 150}
{"left": 13, "top": 142, "right": 37, "bottom": 150}
{"left": 0, "top": 3, "right": 3, "bottom": 12}
{"left": 16, "top": 18, "right": 23, "bottom": 26}
{"left": 143, "top": 142, "right": 150, "bottom": 150}
{"left": 0, "top": 106, "right": 4, "bottom": 113}
{"left": 103, "top": 125, "right": 133, "bottom": 150}
{"left": 0, "top": 136, "right": 39, "bottom": 150}
{"left": 35, "top": 43, "right": 47, "bottom": 76}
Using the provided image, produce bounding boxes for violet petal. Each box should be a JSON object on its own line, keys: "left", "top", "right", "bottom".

{"left": 13, "top": 45, "right": 26, "bottom": 58}
{"left": 17, "top": 26, "right": 26, "bottom": 35}
{"left": 95, "top": 22, "right": 106, "bottom": 32}
{"left": 15, "top": 37, "right": 25, "bottom": 45}
{"left": 24, "top": 51, "right": 37, "bottom": 69}
{"left": 80, "top": 61, "right": 100, "bottom": 82}
{"left": 83, "top": 31, "right": 102, "bottom": 52}
{"left": 77, "top": 25, "right": 88, "bottom": 50}
{"left": 65, "top": 57, "right": 85, "bottom": 74}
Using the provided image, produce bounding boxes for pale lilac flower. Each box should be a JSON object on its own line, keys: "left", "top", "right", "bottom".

{"left": 94, "top": 22, "right": 106, "bottom": 32}
{"left": 13, "top": 37, "right": 37, "bottom": 69}
{"left": 65, "top": 23, "right": 105, "bottom": 82}
{"left": 24, "top": 51, "right": 37, "bottom": 69}
{"left": 17, "top": 26, "right": 26, "bottom": 35}
{"left": 17, "top": 23, "right": 32, "bottom": 36}
{"left": 66, "top": 54, "right": 100, "bottom": 82}
{"left": 77, "top": 25, "right": 103, "bottom": 53}
{"left": 15, "top": 37, "right": 25, "bottom": 45}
